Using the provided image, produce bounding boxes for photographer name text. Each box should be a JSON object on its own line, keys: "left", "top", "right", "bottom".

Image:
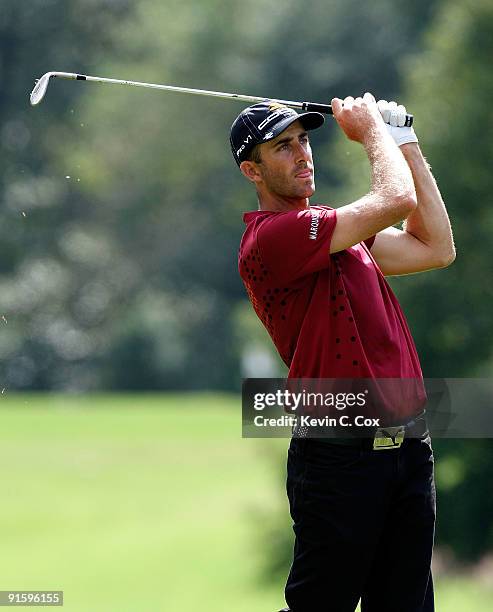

{"left": 253, "top": 415, "right": 380, "bottom": 427}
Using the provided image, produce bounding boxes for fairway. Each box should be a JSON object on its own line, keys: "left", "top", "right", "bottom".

{"left": 0, "top": 394, "right": 491, "bottom": 611}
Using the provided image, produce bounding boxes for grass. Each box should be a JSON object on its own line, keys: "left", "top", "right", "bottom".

{"left": 0, "top": 393, "right": 491, "bottom": 611}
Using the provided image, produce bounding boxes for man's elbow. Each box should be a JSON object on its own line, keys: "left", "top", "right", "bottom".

{"left": 394, "top": 190, "right": 418, "bottom": 217}
{"left": 442, "top": 248, "right": 457, "bottom": 267}
{"left": 434, "top": 245, "right": 456, "bottom": 268}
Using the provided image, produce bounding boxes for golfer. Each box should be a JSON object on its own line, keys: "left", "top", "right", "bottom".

{"left": 231, "top": 93, "right": 455, "bottom": 611}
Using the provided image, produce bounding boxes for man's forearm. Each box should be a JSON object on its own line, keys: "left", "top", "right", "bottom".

{"left": 329, "top": 96, "right": 418, "bottom": 253}
{"left": 366, "top": 129, "right": 416, "bottom": 206}
{"left": 401, "top": 143, "right": 456, "bottom": 264}
{"left": 330, "top": 131, "right": 417, "bottom": 254}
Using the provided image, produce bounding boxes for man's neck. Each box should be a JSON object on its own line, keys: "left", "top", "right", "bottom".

{"left": 258, "top": 192, "right": 310, "bottom": 212}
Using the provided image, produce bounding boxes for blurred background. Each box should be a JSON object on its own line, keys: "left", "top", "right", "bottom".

{"left": 1, "top": 0, "right": 492, "bottom": 610}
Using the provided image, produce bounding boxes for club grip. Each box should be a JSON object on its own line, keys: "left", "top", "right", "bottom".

{"left": 302, "top": 102, "right": 334, "bottom": 115}
{"left": 302, "top": 101, "right": 414, "bottom": 127}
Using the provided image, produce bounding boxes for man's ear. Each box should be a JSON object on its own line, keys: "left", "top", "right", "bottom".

{"left": 240, "top": 160, "right": 262, "bottom": 184}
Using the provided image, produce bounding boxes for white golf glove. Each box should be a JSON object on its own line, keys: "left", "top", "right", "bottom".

{"left": 377, "top": 99, "right": 418, "bottom": 146}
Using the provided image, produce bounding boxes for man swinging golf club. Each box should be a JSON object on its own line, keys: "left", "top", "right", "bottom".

{"left": 231, "top": 93, "right": 455, "bottom": 611}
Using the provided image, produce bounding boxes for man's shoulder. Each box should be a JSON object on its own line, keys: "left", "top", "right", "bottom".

{"left": 243, "top": 205, "right": 334, "bottom": 226}
{"left": 240, "top": 205, "right": 337, "bottom": 254}
{"left": 311, "top": 204, "right": 334, "bottom": 211}
{"left": 242, "top": 210, "right": 274, "bottom": 224}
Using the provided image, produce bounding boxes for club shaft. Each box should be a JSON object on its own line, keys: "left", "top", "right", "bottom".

{"left": 34, "top": 72, "right": 414, "bottom": 126}
{"left": 56, "top": 72, "right": 331, "bottom": 115}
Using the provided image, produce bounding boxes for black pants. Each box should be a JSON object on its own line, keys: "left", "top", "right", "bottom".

{"left": 285, "top": 435, "right": 436, "bottom": 612}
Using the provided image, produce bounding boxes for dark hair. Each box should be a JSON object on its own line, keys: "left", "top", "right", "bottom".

{"left": 245, "top": 143, "right": 262, "bottom": 164}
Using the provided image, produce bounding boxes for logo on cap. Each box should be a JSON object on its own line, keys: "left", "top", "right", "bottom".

{"left": 257, "top": 106, "right": 294, "bottom": 131}
{"left": 230, "top": 101, "right": 325, "bottom": 166}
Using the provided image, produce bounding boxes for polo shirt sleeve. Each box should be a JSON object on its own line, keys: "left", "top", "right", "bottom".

{"left": 256, "top": 207, "right": 337, "bottom": 283}
{"left": 364, "top": 235, "right": 376, "bottom": 249}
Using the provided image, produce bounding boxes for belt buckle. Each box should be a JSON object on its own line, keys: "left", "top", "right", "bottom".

{"left": 373, "top": 425, "right": 405, "bottom": 450}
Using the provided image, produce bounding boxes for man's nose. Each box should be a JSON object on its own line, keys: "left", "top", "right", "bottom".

{"left": 294, "top": 141, "right": 310, "bottom": 163}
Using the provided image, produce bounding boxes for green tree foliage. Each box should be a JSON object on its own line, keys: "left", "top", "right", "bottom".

{"left": 400, "top": 2, "right": 493, "bottom": 560}
{"left": 1, "top": 0, "right": 438, "bottom": 390}
{"left": 329, "top": 0, "right": 493, "bottom": 377}
{"left": 0, "top": 0, "right": 134, "bottom": 389}
{"left": 259, "top": 0, "right": 493, "bottom": 569}
{"left": 433, "top": 438, "right": 493, "bottom": 560}
{"left": 398, "top": 0, "right": 493, "bottom": 377}
{"left": 1, "top": 0, "right": 491, "bottom": 569}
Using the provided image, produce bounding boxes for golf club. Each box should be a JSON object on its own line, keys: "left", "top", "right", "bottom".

{"left": 29, "top": 71, "right": 414, "bottom": 126}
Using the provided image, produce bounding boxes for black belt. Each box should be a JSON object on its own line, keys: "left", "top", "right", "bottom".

{"left": 301, "top": 411, "right": 428, "bottom": 450}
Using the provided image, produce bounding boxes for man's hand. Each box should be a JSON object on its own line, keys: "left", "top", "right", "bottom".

{"left": 377, "top": 100, "right": 418, "bottom": 147}
{"left": 329, "top": 93, "right": 417, "bottom": 254}
{"left": 331, "top": 93, "right": 386, "bottom": 146}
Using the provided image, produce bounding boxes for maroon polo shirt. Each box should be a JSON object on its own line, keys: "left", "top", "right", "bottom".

{"left": 239, "top": 205, "right": 426, "bottom": 422}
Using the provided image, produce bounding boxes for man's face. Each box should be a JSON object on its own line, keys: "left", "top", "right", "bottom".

{"left": 246, "top": 121, "right": 316, "bottom": 199}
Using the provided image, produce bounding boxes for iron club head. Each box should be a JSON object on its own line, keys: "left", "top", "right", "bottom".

{"left": 30, "top": 72, "right": 52, "bottom": 106}
{"left": 30, "top": 72, "right": 79, "bottom": 106}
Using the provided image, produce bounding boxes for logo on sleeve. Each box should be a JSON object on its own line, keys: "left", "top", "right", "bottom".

{"left": 309, "top": 209, "right": 320, "bottom": 240}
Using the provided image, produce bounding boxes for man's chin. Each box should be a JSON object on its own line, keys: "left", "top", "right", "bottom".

{"left": 303, "top": 183, "right": 316, "bottom": 197}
